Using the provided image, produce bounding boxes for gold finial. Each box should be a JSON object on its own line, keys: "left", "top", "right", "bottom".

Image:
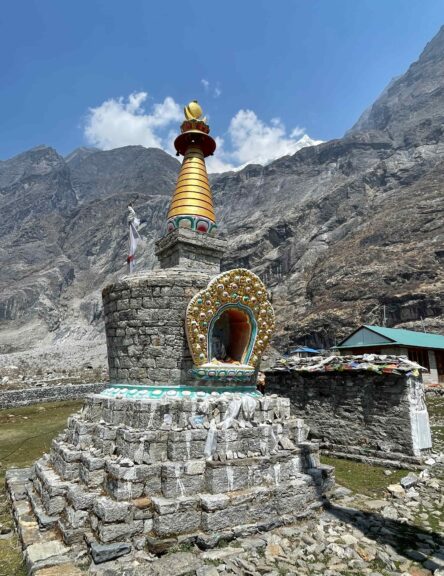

{"left": 184, "top": 100, "right": 203, "bottom": 121}
{"left": 167, "top": 100, "right": 217, "bottom": 234}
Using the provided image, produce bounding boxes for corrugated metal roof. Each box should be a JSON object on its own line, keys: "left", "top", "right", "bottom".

{"left": 337, "top": 325, "right": 444, "bottom": 350}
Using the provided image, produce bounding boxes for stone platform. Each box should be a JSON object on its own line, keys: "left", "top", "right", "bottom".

{"left": 6, "top": 390, "right": 334, "bottom": 573}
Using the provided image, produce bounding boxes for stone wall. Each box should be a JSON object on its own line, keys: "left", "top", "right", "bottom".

{"left": 426, "top": 386, "right": 444, "bottom": 397}
{"left": 155, "top": 228, "right": 227, "bottom": 273}
{"left": 102, "top": 270, "right": 212, "bottom": 386}
{"left": 0, "top": 383, "right": 105, "bottom": 409}
{"left": 265, "top": 369, "right": 433, "bottom": 466}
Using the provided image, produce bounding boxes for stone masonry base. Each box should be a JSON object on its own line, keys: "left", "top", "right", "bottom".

{"left": 6, "top": 392, "right": 334, "bottom": 573}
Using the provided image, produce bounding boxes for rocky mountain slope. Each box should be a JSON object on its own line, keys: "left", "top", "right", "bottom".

{"left": 1, "top": 27, "right": 443, "bottom": 364}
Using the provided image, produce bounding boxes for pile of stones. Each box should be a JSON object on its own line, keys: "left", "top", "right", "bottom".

{"left": 273, "top": 354, "right": 424, "bottom": 376}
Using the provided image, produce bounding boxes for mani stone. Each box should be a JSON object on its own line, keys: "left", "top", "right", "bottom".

{"left": 400, "top": 473, "right": 419, "bottom": 489}
{"left": 89, "top": 541, "right": 132, "bottom": 564}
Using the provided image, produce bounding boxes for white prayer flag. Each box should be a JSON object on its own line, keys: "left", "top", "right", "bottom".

{"left": 127, "top": 205, "right": 141, "bottom": 274}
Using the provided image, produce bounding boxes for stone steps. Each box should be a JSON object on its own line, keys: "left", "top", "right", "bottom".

{"left": 24, "top": 539, "right": 72, "bottom": 575}
{"left": 81, "top": 394, "right": 295, "bottom": 433}
{"left": 62, "top": 413, "right": 307, "bottom": 461}
{"left": 26, "top": 483, "right": 59, "bottom": 530}
{"left": 48, "top": 412, "right": 319, "bottom": 503}
{"left": 142, "top": 474, "right": 327, "bottom": 551}
{"left": 6, "top": 469, "right": 79, "bottom": 574}
{"left": 10, "top": 449, "right": 330, "bottom": 556}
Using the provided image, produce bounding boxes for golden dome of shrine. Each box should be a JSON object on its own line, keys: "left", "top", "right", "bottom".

{"left": 167, "top": 100, "right": 217, "bottom": 234}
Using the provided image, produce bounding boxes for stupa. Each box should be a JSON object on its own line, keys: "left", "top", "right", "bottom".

{"left": 6, "top": 101, "right": 334, "bottom": 574}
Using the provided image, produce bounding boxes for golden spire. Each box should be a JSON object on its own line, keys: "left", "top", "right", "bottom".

{"left": 167, "top": 101, "right": 217, "bottom": 234}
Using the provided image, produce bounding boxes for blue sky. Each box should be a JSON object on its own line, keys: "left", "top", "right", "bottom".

{"left": 1, "top": 0, "right": 443, "bottom": 170}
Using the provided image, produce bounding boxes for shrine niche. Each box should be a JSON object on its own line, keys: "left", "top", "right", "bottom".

{"left": 186, "top": 268, "right": 275, "bottom": 383}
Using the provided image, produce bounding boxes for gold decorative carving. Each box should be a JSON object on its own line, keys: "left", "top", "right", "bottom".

{"left": 184, "top": 100, "right": 206, "bottom": 122}
{"left": 186, "top": 268, "right": 275, "bottom": 368}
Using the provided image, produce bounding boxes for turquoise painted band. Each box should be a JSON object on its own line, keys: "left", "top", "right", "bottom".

{"left": 99, "top": 383, "right": 261, "bottom": 400}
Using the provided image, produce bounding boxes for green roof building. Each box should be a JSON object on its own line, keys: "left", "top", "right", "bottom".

{"left": 336, "top": 325, "right": 444, "bottom": 385}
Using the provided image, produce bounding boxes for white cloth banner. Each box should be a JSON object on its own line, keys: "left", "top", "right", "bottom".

{"left": 127, "top": 206, "right": 141, "bottom": 274}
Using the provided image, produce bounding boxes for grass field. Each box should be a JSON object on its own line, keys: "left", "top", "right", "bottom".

{"left": 321, "top": 455, "right": 409, "bottom": 498}
{"left": 428, "top": 394, "right": 444, "bottom": 451}
{"left": 0, "top": 401, "right": 83, "bottom": 576}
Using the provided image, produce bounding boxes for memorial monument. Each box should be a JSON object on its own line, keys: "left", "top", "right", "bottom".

{"left": 6, "top": 101, "right": 334, "bottom": 573}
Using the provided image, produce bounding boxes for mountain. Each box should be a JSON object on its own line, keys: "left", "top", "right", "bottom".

{"left": 349, "top": 28, "right": 444, "bottom": 145}
{"left": 213, "top": 26, "right": 444, "bottom": 348}
{"left": 0, "top": 145, "right": 180, "bottom": 357}
{"left": 0, "top": 27, "right": 443, "bottom": 365}
{"left": 64, "top": 146, "right": 100, "bottom": 166}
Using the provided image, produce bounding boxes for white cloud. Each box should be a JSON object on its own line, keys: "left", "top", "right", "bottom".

{"left": 84, "top": 92, "right": 182, "bottom": 150}
{"left": 200, "top": 79, "right": 222, "bottom": 99}
{"left": 290, "top": 126, "right": 305, "bottom": 138}
{"left": 83, "top": 92, "right": 322, "bottom": 173}
{"left": 205, "top": 136, "right": 237, "bottom": 172}
{"left": 206, "top": 109, "right": 323, "bottom": 172}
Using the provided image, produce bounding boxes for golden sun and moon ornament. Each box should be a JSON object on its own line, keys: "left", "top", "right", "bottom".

{"left": 186, "top": 269, "right": 276, "bottom": 383}
{"left": 184, "top": 100, "right": 206, "bottom": 122}
{"left": 167, "top": 100, "right": 217, "bottom": 235}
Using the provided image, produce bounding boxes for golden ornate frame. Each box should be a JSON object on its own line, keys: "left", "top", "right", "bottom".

{"left": 185, "top": 268, "right": 275, "bottom": 369}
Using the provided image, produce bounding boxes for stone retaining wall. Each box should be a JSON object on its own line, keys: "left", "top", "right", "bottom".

{"left": 265, "top": 370, "right": 433, "bottom": 465}
{"left": 425, "top": 387, "right": 444, "bottom": 397}
{"left": 0, "top": 383, "right": 105, "bottom": 410}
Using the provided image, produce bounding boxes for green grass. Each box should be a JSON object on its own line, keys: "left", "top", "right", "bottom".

{"left": 428, "top": 396, "right": 444, "bottom": 453}
{"left": 321, "top": 455, "right": 409, "bottom": 498}
{"left": 427, "top": 395, "right": 444, "bottom": 419}
{"left": 0, "top": 401, "right": 82, "bottom": 576}
{"left": 0, "top": 401, "right": 82, "bottom": 472}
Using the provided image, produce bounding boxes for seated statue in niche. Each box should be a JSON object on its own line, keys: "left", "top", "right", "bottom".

{"left": 210, "top": 308, "right": 252, "bottom": 365}
{"left": 211, "top": 317, "right": 228, "bottom": 363}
